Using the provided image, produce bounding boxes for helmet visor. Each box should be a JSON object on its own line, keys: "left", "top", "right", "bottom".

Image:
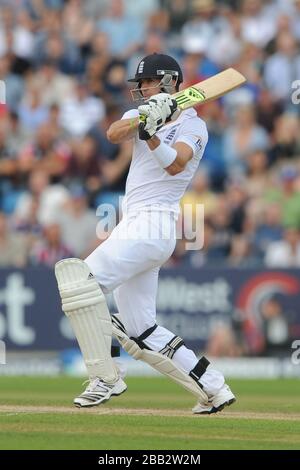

{"left": 130, "top": 81, "right": 162, "bottom": 102}
{"left": 129, "top": 74, "right": 179, "bottom": 101}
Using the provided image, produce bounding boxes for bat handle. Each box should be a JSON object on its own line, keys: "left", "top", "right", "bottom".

{"left": 138, "top": 121, "right": 146, "bottom": 133}
{"left": 138, "top": 115, "right": 152, "bottom": 140}
{"left": 138, "top": 114, "right": 147, "bottom": 134}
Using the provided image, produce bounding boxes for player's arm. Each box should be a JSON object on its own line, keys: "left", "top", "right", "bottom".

{"left": 146, "top": 135, "right": 192, "bottom": 176}
{"left": 107, "top": 117, "right": 139, "bottom": 144}
{"left": 139, "top": 95, "right": 202, "bottom": 176}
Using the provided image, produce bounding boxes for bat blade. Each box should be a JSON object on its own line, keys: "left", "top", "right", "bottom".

{"left": 173, "top": 68, "right": 247, "bottom": 110}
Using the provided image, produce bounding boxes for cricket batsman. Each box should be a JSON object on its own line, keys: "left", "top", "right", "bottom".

{"left": 55, "top": 53, "right": 236, "bottom": 414}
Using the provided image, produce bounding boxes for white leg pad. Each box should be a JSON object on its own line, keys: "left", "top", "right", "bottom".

{"left": 55, "top": 258, "right": 118, "bottom": 383}
{"left": 112, "top": 315, "right": 208, "bottom": 404}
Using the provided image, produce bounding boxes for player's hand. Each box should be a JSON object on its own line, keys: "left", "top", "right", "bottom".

{"left": 138, "top": 113, "right": 157, "bottom": 140}
{"left": 138, "top": 93, "right": 179, "bottom": 140}
{"left": 138, "top": 103, "right": 164, "bottom": 140}
{"left": 148, "top": 93, "right": 180, "bottom": 122}
{"left": 140, "top": 93, "right": 179, "bottom": 123}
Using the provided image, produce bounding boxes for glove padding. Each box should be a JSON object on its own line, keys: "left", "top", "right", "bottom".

{"left": 138, "top": 113, "right": 159, "bottom": 140}
{"left": 138, "top": 93, "right": 179, "bottom": 141}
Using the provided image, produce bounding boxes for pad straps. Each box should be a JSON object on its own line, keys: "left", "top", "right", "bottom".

{"left": 130, "top": 324, "right": 158, "bottom": 350}
{"left": 159, "top": 335, "right": 185, "bottom": 359}
{"left": 189, "top": 356, "right": 210, "bottom": 385}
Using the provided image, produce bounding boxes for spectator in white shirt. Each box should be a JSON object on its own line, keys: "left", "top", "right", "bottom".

{"left": 241, "top": 0, "right": 277, "bottom": 48}
{"left": 264, "top": 32, "right": 300, "bottom": 103}
{"left": 265, "top": 227, "right": 300, "bottom": 267}
{"left": 59, "top": 79, "right": 105, "bottom": 137}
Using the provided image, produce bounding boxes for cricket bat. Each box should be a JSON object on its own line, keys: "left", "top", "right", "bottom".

{"left": 138, "top": 68, "right": 246, "bottom": 132}
{"left": 173, "top": 68, "right": 246, "bottom": 110}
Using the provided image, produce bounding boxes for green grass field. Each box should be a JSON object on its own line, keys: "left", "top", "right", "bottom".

{"left": 0, "top": 376, "right": 299, "bottom": 450}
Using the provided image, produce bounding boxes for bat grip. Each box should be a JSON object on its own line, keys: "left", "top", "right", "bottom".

{"left": 138, "top": 116, "right": 152, "bottom": 141}
{"left": 138, "top": 114, "right": 147, "bottom": 134}
{"left": 138, "top": 121, "right": 146, "bottom": 133}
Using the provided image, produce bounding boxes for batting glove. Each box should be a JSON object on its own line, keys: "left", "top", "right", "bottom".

{"left": 138, "top": 93, "right": 179, "bottom": 140}
{"left": 138, "top": 112, "right": 160, "bottom": 141}
{"left": 148, "top": 93, "right": 180, "bottom": 122}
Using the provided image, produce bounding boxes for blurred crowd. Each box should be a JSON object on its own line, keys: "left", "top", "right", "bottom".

{"left": 0, "top": 0, "right": 300, "bottom": 269}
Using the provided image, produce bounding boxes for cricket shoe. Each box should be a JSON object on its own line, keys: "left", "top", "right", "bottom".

{"left": 74, "top": 377, "right": 127, "bottom": 408}
{"left": 192, "top": 384, "right": 236, "bottom": 415}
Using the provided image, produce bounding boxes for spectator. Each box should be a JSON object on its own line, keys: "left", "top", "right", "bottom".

{"left": 182, "top": 0, "right": 229, "bottom": 70}
{"left": 126, "top": 0, "right": 160, "bottom": 21}
{"left": 256, "top": 88, "right": 284, "bottom": 134}
{"left": 254, "top": 202, "right": 284, "bottom": 255}
{"left": 127, "top": 31, "right": 170, "bottom": 81}
{"left": 90, "top": 31, "right": 111, "bottom": 61}
{"left": 82, "top": 0, "right": 107, "bottom": 20}
{"left": 5, "top": 111, "right": 29, "bottom": 155}
{"left": 102, "top": 59, "right": 131, "bottom": 109}
{"left": 0, "top": 119, "right": 20, "bottom": 213}
{"left": 0, "top": 55, "right": 24, "bottom": 112}
{"left": 244, "top": 150, "right": 271, "bottom": 198}
{"left": 260, "top": 294, "right": 290, "bottom": 357}
{"left": 181, "top": 169, "right": 218, "bottom": 219}
{"left": 88, "top": 104, "right": 131, "bottom": 208}
{"left": 0, "top": 211, "right": 28, "bottom": 267}
{"left": 46, "top": 104, "right": 66, "bottom": 140}
{"left": 13, "top": 195, "right": 43, "bottom": 251}
{"left": 0, "top": 120, "right": 17, "bottom": 176}
{"left": 269, "top": 114, "right": 300, "bottom": 164}
{"left": 189, "top": 220, "right": 228, "bottom": 268}
{"left": 181, "top": 35, "right": 219, "bottom": 80}
{"left": 264, "top": 32, "right": 300, "bottom": 104}
{"left": 210, "top": 199, "right": 232, "bottom": 258}
{"left": 209, "top": 7, "right": 243, "bottom": 67}
{"left": 164, "top": 0, "right": 191, "bottom": 44}
{"left": 18, "top": 83, "right": 49, "bottom": 132}
{"left": 228, "top": 234, "right": 260, "bottom": 267}
{"left": 199, "top": 100, "right": 227, "bottom": 189}
{"left": 265, "top": 227, "right": 300, "bottom": 267}
{"left": 292, "top": 0, "right": 300, "bottom": 41}
{"left": 96, "top": 0, "right": 145, "bottom": 59}
{"left": 30, "top": 222, "right": 73, "bottom": 267}
{"left": 33, "top": 15, "right": 83, "bottom": 74}
{"left": 14, "top": 169, "right": 70, "bottom": 226}
{"left": 223, "top": 104, "right": 270, "bottom": 176}
{"left": 62, "top": 0, "right": 95, "bottom": 54}
{"left": 29, "top": 60, "right": 75, "bottom": 107}
{"left": 226, "top": 180, "right": 248, "bottom": 234}
{"left": 12, "top": 9, "right": 35, "bottom": 62}
{"left": 59, "top": 79, "right": 105, "bottom": 137}
{"left": 18, "top": 123, "right": 70, "bottom": 177}
{"left": 55, "top": 185, "right": 99, "bottom": 258}
{"left": 240, "top": 0, "right": 277, "bottom": 48}
{"left": 64, "top": 135, "right": 102, "bottom": 199}
{"left": 264, "top": 165, "right": 300, "bottom": 229}
{"left": 85, "top": 54, "right": 108, "bottom": 98}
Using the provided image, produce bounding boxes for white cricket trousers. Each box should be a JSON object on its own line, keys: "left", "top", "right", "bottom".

{"left": 85, "top": 210, "right": 224, "bottom": 396}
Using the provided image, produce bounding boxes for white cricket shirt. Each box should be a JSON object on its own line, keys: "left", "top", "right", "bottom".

{"left": 121, "top": 108, "right": 208, "bottom": 214}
